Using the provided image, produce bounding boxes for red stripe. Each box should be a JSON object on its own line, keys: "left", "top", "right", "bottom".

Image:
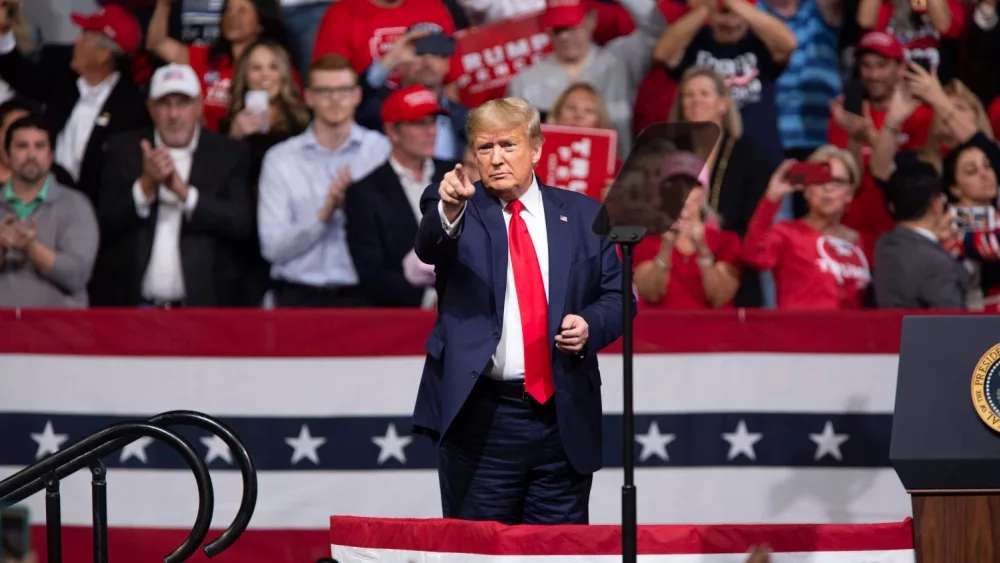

{"left": 0, "top": 309, "right": 961, "bottom": 357}
{"left": 29, "top": 526, "right": 329, "bottom": 562}
{"left": 328, "top": 516, "right": 914, "bottom": 555}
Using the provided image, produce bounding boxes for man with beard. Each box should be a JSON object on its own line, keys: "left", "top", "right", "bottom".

{"left": 0, "top": 115, "right": 99, "bottom": 308}
{"left": 827, "top": 31, "right": 934, "bottom": 264}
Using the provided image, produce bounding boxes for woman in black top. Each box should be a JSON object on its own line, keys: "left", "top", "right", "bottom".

{"left": 220, "top": 39, "right": 310, "bottom": 307}
{"left": 667, "top": 66, "right": 775, "bottom": 307}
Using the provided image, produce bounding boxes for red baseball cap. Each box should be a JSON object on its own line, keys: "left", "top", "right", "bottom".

{"left": 542, "top": 0, "right": 594, "bottom": 29}
{"left": 381, "top": 85, "right": 450, "bottom": 125}
{"left": 70, "top": 4, "right": 142, "bottom": 55}
{"left": 856, "top": 31, "right": 904, "bottom": 62}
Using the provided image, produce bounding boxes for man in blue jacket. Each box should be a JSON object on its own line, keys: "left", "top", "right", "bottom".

{"left": 412, "top": 96, "right": 626, "bottom": 525}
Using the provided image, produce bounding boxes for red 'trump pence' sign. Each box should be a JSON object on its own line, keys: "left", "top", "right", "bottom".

{"left": 537, "top": 124, "right": 618, "bottom": 201}
{"left": 454, "top": 13, "right": 553, "bottom": 108}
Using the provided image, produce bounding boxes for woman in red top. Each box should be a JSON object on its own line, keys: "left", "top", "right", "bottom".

{"left": 146, "top": 0, "right": 289, "bottom": 131}
{"left": 743, "top": 146, "right": 871, "bottom": 310}
{"left": 546, "top": 83, "right": 623, "bottom": 201}
{"left": 633, "top": 180, "right": 743, "bottom": 310}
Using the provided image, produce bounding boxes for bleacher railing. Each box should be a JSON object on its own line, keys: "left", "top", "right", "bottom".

{"left": 0, "top": 411, "right": 257, "bottom": 562}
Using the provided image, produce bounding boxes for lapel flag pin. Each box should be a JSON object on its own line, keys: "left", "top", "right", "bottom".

{"left": 560, "top": 215, "right": 568, "bottom": 222}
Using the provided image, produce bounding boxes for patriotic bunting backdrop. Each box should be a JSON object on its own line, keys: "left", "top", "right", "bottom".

{"left": 0, "top": 309, "right": 917, "bottom": 562}
{"left": 330, "top": 516, "right": 916, "bottom": 562}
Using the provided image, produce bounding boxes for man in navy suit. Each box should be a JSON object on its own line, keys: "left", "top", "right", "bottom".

{"left": 412, "top": 96, "right": 627, "bottom": 525}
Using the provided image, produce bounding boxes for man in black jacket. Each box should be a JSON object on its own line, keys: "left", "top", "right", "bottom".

{"left": 94, "top": 63, "right": 252, "bottom": 307}
{"left": 0, "top": 4, "right": 150, "bottom": 206}
{"left": 345, "top": 85, "right": 455, "bottom": 307}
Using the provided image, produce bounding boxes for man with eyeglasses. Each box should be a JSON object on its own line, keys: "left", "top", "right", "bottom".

{"left": 258, "top": 53, "right": 391, "bottom": 307}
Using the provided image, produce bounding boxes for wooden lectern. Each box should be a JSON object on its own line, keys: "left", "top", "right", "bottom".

{"left": 890, "top": 316, "right": 1000, "bottom": 563}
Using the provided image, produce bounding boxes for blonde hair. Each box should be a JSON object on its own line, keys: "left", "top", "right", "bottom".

{"left": 809, "top": 145, "right": 862, "bottom": 191}
{"left": 467, "top": 97, "right": 543, "bottom": 147}
{"left": 920, "top": 79, "right": 994, "bottom": 173}
{"left": 546, "top": 83, "right": 613, "bottom": 130}
{"left": 228, "top": 40, "right": 310, "bottom": 132}
{"left": 668, "top": 66, "right": 743, "bottom": 140}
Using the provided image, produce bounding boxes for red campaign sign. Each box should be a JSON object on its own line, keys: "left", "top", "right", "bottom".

{"left": 454, "top": 13, "right": 553, "bottom": 108}
{"left": 536, "top": 124, "right": 618, "bottom": 201}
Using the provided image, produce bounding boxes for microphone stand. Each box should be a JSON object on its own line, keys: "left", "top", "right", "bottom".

{"left": 608, "top": 225, "right": 645, "bottom": 563}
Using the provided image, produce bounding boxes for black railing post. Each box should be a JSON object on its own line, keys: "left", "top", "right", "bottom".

{"left": 45, "top": 473, "right": 62, "bottom": 563}
{"left": 91, "top": 459, "right": 108, "bottom": 563}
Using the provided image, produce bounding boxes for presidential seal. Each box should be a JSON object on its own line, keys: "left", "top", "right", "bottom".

{"left": 972, "top": 343, "right": 1000, "bottom": 432}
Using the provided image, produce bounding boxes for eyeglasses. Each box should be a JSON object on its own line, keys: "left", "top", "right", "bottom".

{"left": 308, "top": 85, "right": 358, "bottom": 99}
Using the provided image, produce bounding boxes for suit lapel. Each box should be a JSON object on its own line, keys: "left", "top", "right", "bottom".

{"left": 188, "top": 130, "right": 211, "bottom": 199}
{"left": 382, "top": 164, "right": 419, "bottom": 234}
{"left": 470, "top": 186, "right": 508, "bottom": 327}
{"left": 541, "top": 184, "right": 572, "bottom": 344}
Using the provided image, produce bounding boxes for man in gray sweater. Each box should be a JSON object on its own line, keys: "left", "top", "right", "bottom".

{"left": 506, "top": 0, "right": 667, "bottom": 158}
{"left": 0, "top": 115, "right": 99, "bottom": 308}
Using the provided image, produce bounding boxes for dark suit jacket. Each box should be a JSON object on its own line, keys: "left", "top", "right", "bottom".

{"left": 0, "top": 46, "right": 151, "bottom": 205}
{"left": 356, "top": 70, "right": 468, "bottom": 158}
{"left": 874, "top": 225, "right": 969, "bottom": 309}
{"left": 411, "top": 179, "right": 628, "bottom": 475}
{"left": 345, "top": 158, "right": 454, "bottom": 307}
{"left": 92, "top": 129, "right": 253, "bottom": 307}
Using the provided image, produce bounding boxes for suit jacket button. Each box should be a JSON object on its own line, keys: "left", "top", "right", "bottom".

{"left": 493, "top": 332, "right": 500, "bottom": 340}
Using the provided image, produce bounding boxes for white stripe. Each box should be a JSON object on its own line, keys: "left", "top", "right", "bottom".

{"left": 0, "top": 467, "right": 910, "bottom": 528}
{"left": 329, "top": 547, "right": 916, "bottom": 562}
{"left": 0, "top": 353, "right": 898, "bottom": 416}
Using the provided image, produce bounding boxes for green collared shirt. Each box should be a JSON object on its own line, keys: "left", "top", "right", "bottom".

{"left": 3, "top": 176, "right": 50, "bottom": 220}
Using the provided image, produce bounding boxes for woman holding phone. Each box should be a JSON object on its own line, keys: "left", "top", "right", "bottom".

{"left": 146, "top": 0, "right": 290, "bottom": 131}
{"left": 742, "top": 146, "right": 871, "bottom": 309}
{"left": 219, "top": 39, "right": 309, "bottom": 307}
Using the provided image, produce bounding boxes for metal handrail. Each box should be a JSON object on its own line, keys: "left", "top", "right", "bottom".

{"left": 2, "top": 411, "right": 257, "bottom": 557}
{"left": 0, "top": 422, "right": 214, "bottom": 563}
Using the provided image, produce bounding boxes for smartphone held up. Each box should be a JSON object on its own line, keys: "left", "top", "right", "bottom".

{"left": 785, "top": 161, "right": 832, "bottom": 187}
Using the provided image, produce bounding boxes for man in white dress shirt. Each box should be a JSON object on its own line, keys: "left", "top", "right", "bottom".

{"left": 411, "top": 97, "right": 627, "bottom": 524}
{"left": 0, "top": 3, "right": 149, "bottom": 208}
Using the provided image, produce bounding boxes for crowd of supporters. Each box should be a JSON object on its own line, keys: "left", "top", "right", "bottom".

{"left": 2, "top": 0, "right": 1000, "bottom": 311}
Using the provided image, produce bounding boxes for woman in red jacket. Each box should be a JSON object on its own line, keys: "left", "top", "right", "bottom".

{"left": 742, "top": 146, "right": 871, "bottom": 309}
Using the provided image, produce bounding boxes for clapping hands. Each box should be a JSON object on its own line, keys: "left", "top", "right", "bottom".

{"left": 0, "top": 215, "right": 36, "bottom": 254}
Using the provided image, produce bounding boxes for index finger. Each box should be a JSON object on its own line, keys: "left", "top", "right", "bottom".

{"left": 404, "top": 28, "right": 433, "bottom": 42}
{"left": 454, "top": 163, "right": 467, "bottom": 182}
{"left": 775, "top": 158, "right": 796, "bottom": 177}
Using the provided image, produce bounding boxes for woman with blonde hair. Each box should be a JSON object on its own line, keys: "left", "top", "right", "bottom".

{"left": 547, "top": 83, "right": 620, "bottom": 200}
{"left": 220, "top": 39, "right": 309, "bottom": 307}
{"left": 547, "top": 83, "right": 614, "bottom": 131}
{"left": 742, "top": 146, "right": 872, "bottom": 310}
{"left": 666, "top": 65, "right": 774, "bottom": 307}
{"left": 224, "top": 39, "right": 310, "bottom": 143}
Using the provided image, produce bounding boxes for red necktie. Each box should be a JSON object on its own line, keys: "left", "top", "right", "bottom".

{"left": 506, "top": 200, "right": 554, "bottom": 404}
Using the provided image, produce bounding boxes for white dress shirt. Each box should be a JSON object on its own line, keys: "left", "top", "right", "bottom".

{"left": 132, "top": 130, "right": 202, "bottom": 302}
{"left": 439, "top": 175, "right": 549, "bottom": 381}
{"left": 55, "top": 72, "right": 121, "bottom": 182}
{"left": 389, "top": 156, "right": 438, "bottom": 309}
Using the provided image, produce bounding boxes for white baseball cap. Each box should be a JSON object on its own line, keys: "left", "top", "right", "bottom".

{"left": 149, "top": 64, "right": 202, "bottom": 100}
